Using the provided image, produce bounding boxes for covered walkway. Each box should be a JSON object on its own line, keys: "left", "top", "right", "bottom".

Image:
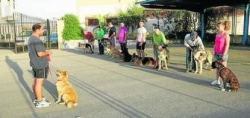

{"left": 138, "top": 0, "right": 250, "bottom": 45}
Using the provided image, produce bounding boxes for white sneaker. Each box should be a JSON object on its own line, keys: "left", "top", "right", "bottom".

{"left": 33, "top": 97, "right": 51, "bottom": 104}
{"left": 210, "top": 80, "right": 220, "bottom": 85}
{"left": 35, "top": 100, "right": 51, "bottom": 108}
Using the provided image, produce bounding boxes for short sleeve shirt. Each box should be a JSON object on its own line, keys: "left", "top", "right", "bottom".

{"left": 28, "top": 35, "right": 48, "bottom": 69}
{"left": 137, "top": 27, "right": 147, "bottom": 42}
{"left": 109, "top": 26, "right": 116, "bottom": 38}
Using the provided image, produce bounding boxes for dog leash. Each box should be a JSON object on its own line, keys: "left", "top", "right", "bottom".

{"left": 47, "top": 56, "right": 57, "bottom": 84}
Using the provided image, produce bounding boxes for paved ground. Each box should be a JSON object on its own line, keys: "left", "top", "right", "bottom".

{"left": 0, "top": 45, "right": 250, "bottom": 118}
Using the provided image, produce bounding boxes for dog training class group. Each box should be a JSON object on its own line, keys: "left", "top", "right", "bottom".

{"left": 28, "top": 19, "right": 239, "bottom": 109}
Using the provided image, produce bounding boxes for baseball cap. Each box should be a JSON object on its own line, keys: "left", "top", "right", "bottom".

{"left": 190, "top": 31, "right": 198, "bottom": 39}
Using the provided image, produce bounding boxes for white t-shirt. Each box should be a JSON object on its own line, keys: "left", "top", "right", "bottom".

{"left": 137, "top": 27, "right": 147, "bottom": 42}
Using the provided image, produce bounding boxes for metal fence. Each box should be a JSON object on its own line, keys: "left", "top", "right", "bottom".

{"left": 0, "top": 12, "right": 58, "bottom": 53}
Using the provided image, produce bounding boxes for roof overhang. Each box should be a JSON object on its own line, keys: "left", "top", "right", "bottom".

{"left": 137, "top": 0, "right": 250, "bottom": 12}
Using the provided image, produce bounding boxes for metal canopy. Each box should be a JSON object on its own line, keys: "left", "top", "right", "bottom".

{"left": 138, "top": 0, "right": 250, "bottom": 45}
{"left": 139, "top": 0, "right": 250, "bottom": 12}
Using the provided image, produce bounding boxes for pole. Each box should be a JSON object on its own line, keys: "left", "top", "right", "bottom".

{"left": 242, "top": 4, "right": 249, "bottom": 45}
{"left": 47, "top": 19, "right": 51, "bottom": 49}
{"left": 13, "top": 13, "right": 17, "bottom": 53}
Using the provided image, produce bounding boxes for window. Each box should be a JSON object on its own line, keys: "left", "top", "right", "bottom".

{"left": 86, "top": 18, "right": 99, "bottom": 26}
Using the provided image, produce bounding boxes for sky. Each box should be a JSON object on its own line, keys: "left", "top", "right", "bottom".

{"left": 15, "top": 0, "right": 77, "bottom": 20}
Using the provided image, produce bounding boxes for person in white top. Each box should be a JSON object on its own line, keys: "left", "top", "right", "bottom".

{"left": 136, "top": 21, "right": 147, "bottom": 58}
{"left": 184, "top": 31, "right": 204, "bottom": 73}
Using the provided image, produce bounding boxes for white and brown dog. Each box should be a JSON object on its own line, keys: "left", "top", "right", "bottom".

{"left": 194, "top": 50, "right": 213, "bottom": 74}
{"left": 157, "top": 49, "right": 169, "bottom": 70}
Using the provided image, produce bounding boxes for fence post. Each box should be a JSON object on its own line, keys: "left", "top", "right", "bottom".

{"left": 47, "top": 19, "right": 51, "bottom": 49}
{"left": 13, "top": 13, "right": 17, "bottom": 53}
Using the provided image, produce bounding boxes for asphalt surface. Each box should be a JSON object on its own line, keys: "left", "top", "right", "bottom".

{"left": 0, "top": 45, "right": 250, "bottom": 118}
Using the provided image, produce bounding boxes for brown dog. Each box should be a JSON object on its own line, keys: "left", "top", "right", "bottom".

{"left": 211, "top": 60, "right": 240, "bottom": 91}
{"left": 110, "top": 46, "right": 123, "bottom": 58}
{"left": 56, "top": 70, "right": 78, "bottom": 108}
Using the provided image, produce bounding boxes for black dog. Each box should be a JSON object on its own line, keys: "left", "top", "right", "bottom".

{"left": 123, "top": 48, "right": 132, "bottom": 62}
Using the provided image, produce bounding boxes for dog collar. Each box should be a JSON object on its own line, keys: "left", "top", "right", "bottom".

{"left": 218, "top": 66, "right": 225, "bottom": 73}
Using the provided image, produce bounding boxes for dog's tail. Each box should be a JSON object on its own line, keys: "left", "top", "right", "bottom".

{"left": 67, "top": 102, "right": 78, "bottom": 109}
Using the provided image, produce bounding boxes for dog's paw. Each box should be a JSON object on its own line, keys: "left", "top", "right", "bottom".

{"left": 55, "top": 101, "right": 60, "bottom": 104}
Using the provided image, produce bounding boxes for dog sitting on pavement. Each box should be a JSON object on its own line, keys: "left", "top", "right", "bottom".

{"left": 211, "top": 60, "right": 240, "bottom": 92}
{"left": 56, "top": 70, "right": 78, "bottom": 108}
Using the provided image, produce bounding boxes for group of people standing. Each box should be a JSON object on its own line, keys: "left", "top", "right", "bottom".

{"left": 27, "top": 19, "right": 231, "bottom": 108}
{"left": 184, "top": 20, "right": 231, "bottom": 87}
{"left": 83, "top": 21, "right": 169, "bottom": 69}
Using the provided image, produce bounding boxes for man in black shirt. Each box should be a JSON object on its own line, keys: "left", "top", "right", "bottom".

{"left": 108, "top": 21, "right": 116, "bottom": 47}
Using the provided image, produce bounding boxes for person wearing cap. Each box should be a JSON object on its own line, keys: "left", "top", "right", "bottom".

{"left": 152, "top": 27, "right": 169, "bottom": 69}
{"left": 184, "top": 31, "right": 204, "bottom": 73}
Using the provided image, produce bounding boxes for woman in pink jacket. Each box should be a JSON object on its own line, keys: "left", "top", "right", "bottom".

{"left": 211, "top": 20, "right": 231, "bottom": 86}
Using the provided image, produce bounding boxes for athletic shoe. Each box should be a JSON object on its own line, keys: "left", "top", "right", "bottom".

{"left": 35, "top": 100, "right": 51, "bottom": 108}
{"left": 210, "top": 80, "right": 221, "bottom": 85}
{"left": 33, "top": 97, "right": 51, "bottom": 104}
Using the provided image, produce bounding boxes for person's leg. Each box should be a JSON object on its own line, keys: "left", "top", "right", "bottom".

{"left": 153, "top": 45, "right": 159, "bottom": 68}
{"left": 140, "top": 42, "right": 146, "bottom": 58}
{"left": 192, "top": 52, "right": 196, "bottom": 71}
{"left": 32, "top": 79, "right": 36, "bottom": 97}
{"left": 98, "top": 40, "right": 101, "bottom": 54}
{"left": 136, "top": 42, "right": 141, "bottom": 57}
{"left": 111, "top": 38, "right": 116, "bottom": 47}
{"left": 34, "top": 78, "right": 44, "bottom": 101}
{"left": 186, "top": 48, "right": 191, "bottom": 72}
{"left": 120, "top": 43, "right": 124, "bottom": 53}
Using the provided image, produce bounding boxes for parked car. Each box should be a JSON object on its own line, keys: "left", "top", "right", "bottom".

{"left": 49, "top": 32, "right": 58, "bottom": 43}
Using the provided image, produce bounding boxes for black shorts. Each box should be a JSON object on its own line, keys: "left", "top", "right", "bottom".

{"left": 32, "top": 66, "right": 49, "bottom": 79}
{"left": 136, "top": 42, "right": 146, "bottom": 50}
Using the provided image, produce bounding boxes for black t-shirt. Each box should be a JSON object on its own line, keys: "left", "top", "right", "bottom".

{"left": 109, "top": 26, "right": 116, "bottom": 37}
{"left": 28, "top": 36, "right": 48, "bottom": 69}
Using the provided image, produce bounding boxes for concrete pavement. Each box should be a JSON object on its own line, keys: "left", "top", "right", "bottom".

{"left": 0, "top": 45, "right": 250, "bottom": 118}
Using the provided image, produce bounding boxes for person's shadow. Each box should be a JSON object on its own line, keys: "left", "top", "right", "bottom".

{"left": 6, "top": 56, "right": 58, "bottom": 102}
{"left": 5, "top": 56, "right": 33, "bottom": 101}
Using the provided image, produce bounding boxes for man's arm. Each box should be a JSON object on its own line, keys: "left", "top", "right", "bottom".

{"left": 37, "top": 50, "right": 52, "bottom": 57}
{"left": 184, "top": 34, "right": 191, "bottom": 48}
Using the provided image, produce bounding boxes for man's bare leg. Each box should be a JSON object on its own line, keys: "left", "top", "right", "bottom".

{"left": 34, "top": 78, "right": 44, "bottom": 101}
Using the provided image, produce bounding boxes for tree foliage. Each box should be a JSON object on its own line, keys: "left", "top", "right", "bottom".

{"left": 118, "top": 5, "right": 146, "bottom": 33}
{"left": 205, "top": 6, "right": 233, "bottom": 34}
{"left": 62, "top": 14, "right": 83, "bottom": 40}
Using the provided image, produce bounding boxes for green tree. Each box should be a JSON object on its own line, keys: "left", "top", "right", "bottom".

{"left": 118, "top": 5, "right": 145, "bottom": 33}
{"left": 62, "top": 14, "right": 83, "bottom": 40}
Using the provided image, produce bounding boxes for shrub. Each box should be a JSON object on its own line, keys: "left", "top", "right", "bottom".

{"left": 62, "top": 14, "right": 83, "bottom": 40}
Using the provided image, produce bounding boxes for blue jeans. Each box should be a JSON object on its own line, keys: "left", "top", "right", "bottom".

{"left": 186, "top": 48, "right": 196, "bottom": 71}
